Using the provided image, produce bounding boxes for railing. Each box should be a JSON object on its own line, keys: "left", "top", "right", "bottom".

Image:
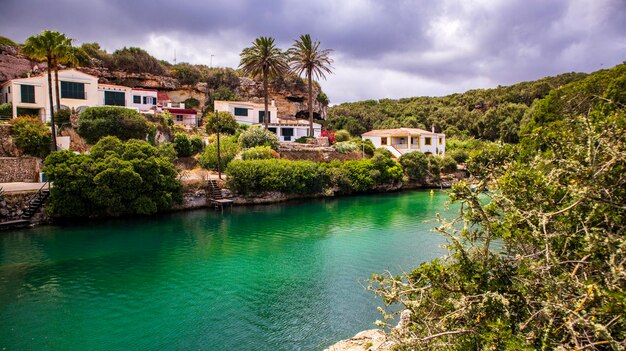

{"left": 26, "top": 181, "right": 50, "bottom": 208}
{"left": 384, "top": 145, "right": 403, "bottom": 158}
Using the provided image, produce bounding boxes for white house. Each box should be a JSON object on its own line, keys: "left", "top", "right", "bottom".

{"left": 362, "top": 127, "right": 445, "bottom": 158}
{"left": 214, "top": 100, "right": 321, "bottom": 142}
{"left": 1, "top": 69, "right": 99, "bottom": 122}
{"left": 163, "top": 106, "right": 198, "bottom": 127}
{"left": 98, "top": 83, "right": 132, "bottom": 107}
{"left": 131, "top": 88, "right": 158, "bottom": 112}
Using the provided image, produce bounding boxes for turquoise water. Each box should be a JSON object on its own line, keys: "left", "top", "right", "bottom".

{"left": 0, "top": 191, "right": 452, "bottom": 350}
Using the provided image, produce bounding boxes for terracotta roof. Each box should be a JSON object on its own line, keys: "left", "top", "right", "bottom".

{"left": 164, "top": 108, "right": 197, "bottom": 115}
{"left": 362, "top": 127, "right": 441, "bottom": 137}
{"left": 157, "top": 91, "right": 170, "bottom": 101}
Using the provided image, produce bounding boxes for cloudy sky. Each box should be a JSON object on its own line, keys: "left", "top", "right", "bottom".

{"left": 1, "top": 0, "right": 625, "bottom": 104}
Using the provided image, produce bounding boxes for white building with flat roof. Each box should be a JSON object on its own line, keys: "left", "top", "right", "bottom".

{"left": 214, "top": 100, "right": 321, "bottom": 142}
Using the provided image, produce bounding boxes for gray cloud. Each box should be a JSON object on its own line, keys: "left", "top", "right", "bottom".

{"left": 1, "top": 0, "right": 624, "bottom": 103}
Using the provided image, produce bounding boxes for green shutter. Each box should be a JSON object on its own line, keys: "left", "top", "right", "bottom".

{"left": 20, "top": 85, "right": 35, "bottom": 103}
{"left": 234, "top": 107, "right": 248, "bottom": 116}
{"left": 104, "top": 91, "right": 125, "bottom": 106}
{"left": 61, "top": 81, "right": 85, "bottom": 99}
{"left": 133, "top": 95, "right": 141, "bottom": 104}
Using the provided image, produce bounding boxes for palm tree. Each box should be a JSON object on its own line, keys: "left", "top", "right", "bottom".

{"left": 239, "top": 37, "right": 289, "bottom": 130}
{"left": 52, "top": 38, "right": 76, "bottom": 122}
{"left": 288, "top": 34, "right": 333, "bottom": 137}
{"left": 22, "top": 30, "right": 72, "bottom": 151}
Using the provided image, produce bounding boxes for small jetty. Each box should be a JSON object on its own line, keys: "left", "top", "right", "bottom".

{"left": 207, "top": 179, "right": 233, "bottom": 211}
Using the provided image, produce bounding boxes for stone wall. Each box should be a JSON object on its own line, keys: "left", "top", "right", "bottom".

{"left": 0, "top": 157, "right": 41, "bottom": 182}
{"left": 0, "top": 191, "right": 48, "bottom": 224}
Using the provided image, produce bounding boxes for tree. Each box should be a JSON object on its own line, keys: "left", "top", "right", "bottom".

{"left": 205, "top": 111, "right": 238, "bottom": 135}
{"left": 9, "top": 116, "right": 51, "bottom": 158}
{"left": 22, "top": 30, "right": 72, "bottom": 151}
{"left": 239, "top": 37, "right": 289, "bottom": 130}
{"left": 238, "top": 126, "right": 280, "bottom": 150}
{"left": 288, "top": 34, "right": 333, "bottom": 136}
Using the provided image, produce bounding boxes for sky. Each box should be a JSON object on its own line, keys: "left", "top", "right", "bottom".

{"left": 1, "top": 0, "right": 625, "bottom": 104}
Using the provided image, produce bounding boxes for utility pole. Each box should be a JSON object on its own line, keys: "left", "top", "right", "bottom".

{"left": 210, "top": 54, "right": 215, "bottom": 68}
{"left": 216, "top": 110, "right": 221, "bottom": 180}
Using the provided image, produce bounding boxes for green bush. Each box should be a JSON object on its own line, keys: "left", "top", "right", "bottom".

{"left": 441, "top": 155, "right": 458, "bottom": 173}
{"left": 447, "top": 149, "right": 469, "bottom": 163}
{"left": 78, "top": 106, "right": 148, "bottom": 144}
{"left": 0, "top": 102, "right": 12, "bottom": 119}
{"left": 333, "top": 141, "right": 359, "bottom": 153}
{"left": 370, "top": 149, "right": 404, "bottom": 183}
{"left": 54, "top": 109, "right": 72, "bottom": 127}
{"left": 199, "top": 136, "right": 240, "bottom": 170}
{"left": 43, "top": 136, "right": 182, "bottom": 218}
{"left": 183, "top": 97, "right": 200, "bottom": 109}
{"left": 111, "top": 47, "right": 165, "bottom": 75}
{"left": 205, "top": 111, "right": 238, "bottom": 135}
{"left": 399, "top": 151, "right": 428, "bottom": 181}
{"left": 334, "top": 129, "right": 351, "bottom": 142}
{"left": 173, "top": 132, "right": 203, "bottom": 157}
{"left": 241, "top": 146, "right": 278, "bottom": 160}
{"left": 427, "top": 155, "right": 442, "bottom": 180}
{"left": 238, "top": 126, "right": 280, "bottom": 150}
{"left": 295, "top": 136, "right": 315, "bottom": 143}
{"left": 226, "top": 159, "right": 328, "bottom": 195}
{"left": 9, "top": 116, "right": 51, "bottom": 157}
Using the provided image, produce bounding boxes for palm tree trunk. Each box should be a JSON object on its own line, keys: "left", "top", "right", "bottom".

{"left": 307, "top": 67, "right": 313, "bottom": 137}
{"left": 47, "top": 56, "right": 57, "bottom": 151}
{"left": 54, "top": 59, "right": 61, "bottom": 118}
{"left": 263, "top": 68, "right": 269, "bottom": 130}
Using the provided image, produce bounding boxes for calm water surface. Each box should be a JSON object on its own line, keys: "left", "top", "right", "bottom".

{"left": 0, "top": 190, "right": 453, "bottom": 350}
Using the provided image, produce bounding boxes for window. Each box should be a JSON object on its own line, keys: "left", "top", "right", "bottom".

{"left": 143, "top": 96, "right": 147, "bottom": 105}
{"left": 104, "top": 91, "right": 125, "bottom": 106}
{"left": 20, "top": 84, "right": 35, "bottom": 103}
{"left": 282, "top": 128, "right": 294, "bottom": 141}
{"left": 258, "top": 110, "right": 270, "bottom": 123}
{"left": 268, "top": 127, "right": 277, "bottom": 134}
{"left": 439, "top": 137, "right": 443, "bottom": 144}
{"left": 151, "top": 97, "right": 156, "bottom": 105}
{"left": 424, "top": 137, "right": 432, "bottom": 146}
{"left": 133, "top": 95, "right": 141, "bottom": 104}
{"left": 61, "top": 81, "right": 85, "bottom": 99}
{"left": 381, "top": 137, "right": 387, "bottom": 145}
{"left": 176, "top": 115, "right": 183, "bottom": 122}
{"left": 234, "top": 107, "right": 248, "bottom": 116}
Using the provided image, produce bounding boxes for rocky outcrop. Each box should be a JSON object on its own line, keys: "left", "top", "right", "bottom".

{"left": 324, "top": 330, "right": 394, "bottom": 351}
{"left": 0, "top": 45, "right": 38, "bottom": 82}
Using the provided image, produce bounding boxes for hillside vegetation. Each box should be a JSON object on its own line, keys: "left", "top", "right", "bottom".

{"left": 370, "top": 63, "right": 626, "bottom": 350}
{"left": 327, "top": 72, "right": 587, "bottom": 142}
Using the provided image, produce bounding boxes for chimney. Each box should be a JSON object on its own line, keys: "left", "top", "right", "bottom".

{"left": 431, "top": 125, "right": 435, "bottom": 133}
{"left": 180, "top": 102, "right": 185, "bottom": 109}
{"left": 271, "top": 99, "right": 275, "bottom": 107}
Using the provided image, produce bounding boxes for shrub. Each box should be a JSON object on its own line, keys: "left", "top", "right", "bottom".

{"left": 54, "top": 109, "right": 72, "bottom": 127}
{"left": 43, "top": 137, "right": 182, "bottom": 218}
{"left": 441, "top": 155, "right": 458, "bottom": 173}
{"left": 238, "top": 126, "right": 280, "bottom": 150}
{"left": 173, "top": 133, "right": 193, "bottom": 157}
{"left": 183, "top": 97, "right": 200, "bottom": 109}
{"left": 205, "top": 111, "right": 238, "bottom": 135}
{"left": 9, "top": 116, "right": 51, "bottom": 157}
{"left": 190, "top": 136, "right": 204, "bottom": 154}
{"left": 447, "top": 149, "right": 469, "bottom": 163}
{"left": 321, "top": 129, "right": 335, "bottom": 144}
{"left": 427, "top": 155, "right": 442, "bottom": 180}
{"left": 370, "top": 149, "right": 403, "bottom": 183}
{"left": 111, "top": 47, "right": 166, "bottom": 75}
{"left": 171, "top": 63, "right": 201, "bottom": 85}
{"left": 399, "top": 151, "right": 428, "bottom": 181}
{"left": 226, "top": 159, "right": 328, "bottom": 195}
{"left": 241, "top": 146, "right": 278, "bottom": 160}
{"left": 199, "top": 137, "right": 240, "bottom": 170}
{"left": 295, "top": 136, "right": 315, "bottom": 143}
{"left": 78, "top": 106, "right": 148, "bottom": 144}
{"left": 0, "top": 102, "right": 12, "bottom": 119}
{"left": 333, "top": 141, "right": 359, "bottom": 153}
{"left": 334, "top": 129, "right": 351, "bottom": 142}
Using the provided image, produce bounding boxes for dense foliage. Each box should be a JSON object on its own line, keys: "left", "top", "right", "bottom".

{"left": 238, "top": 126, "right": 280, "bottom": 150}
{"left": 327, "top": 72, "right": 587, "bottom": 141}
{"left": 0, "top": 103, "right": 12, "bottom": 119}
{"left": 111, "top": 47, "right": 166, "bottom": 75}
{"left": 78, "top": 106, "right": 148, "bottom": 144}
{"left": 226, "top": 159, "right": 328, "bottom": 195}
{"left": 43, "top": 137, "right": 182, "bottom": 217}
{"left": 205, "top": 111, "right": 239, "bottom": 135}
{"left": 9, "top": 116, "right": 51, "bottom": 157}
{"left": 240, "top": 146, "right": 278, "bottom": 160}
{"left": 334, "top": 129, "right": 351, "bottom": 142}
{"left": 173, "top": 132, "right": 203, "bottom": 157}
{"left": 198, "top": 136, "right": 240, "bottom": 170}
{"left": 369, "top": 63, "right": 626, "bottom": 350}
